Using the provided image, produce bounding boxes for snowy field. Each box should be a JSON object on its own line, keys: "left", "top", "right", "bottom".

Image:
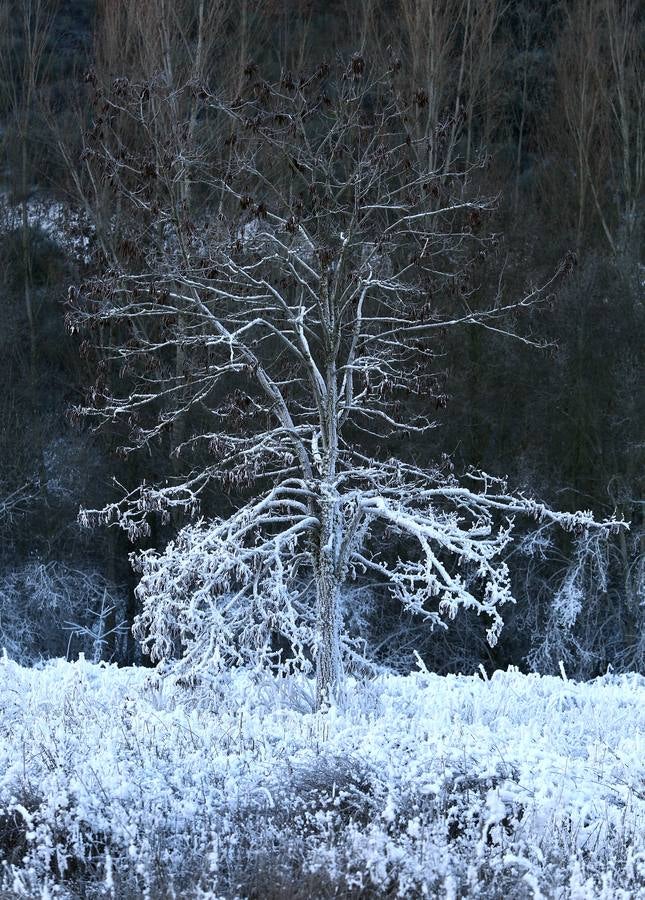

{"left": 0, "top": 657, "right": 643, "bottom": 899}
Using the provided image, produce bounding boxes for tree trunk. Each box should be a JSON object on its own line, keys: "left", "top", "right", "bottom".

{"left": 315, "top": 558, "right": 343, "bottom": 709}
{"left": 315, "top": 497, "right": 343, "bottom": 708}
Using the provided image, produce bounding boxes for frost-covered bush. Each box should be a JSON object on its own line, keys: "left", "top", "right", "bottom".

{"left": 510, "top": 528, "right": 645, "bottom": 679}
{"left": 0, "top": 657, "right": 643, "bottom": 898}
{"left": 0, "top": 562, "right": 126, "bottom": 664}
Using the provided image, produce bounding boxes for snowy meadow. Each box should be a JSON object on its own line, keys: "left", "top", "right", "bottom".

{"left": 0, "top": 656, "right": 643, "bottom": 899}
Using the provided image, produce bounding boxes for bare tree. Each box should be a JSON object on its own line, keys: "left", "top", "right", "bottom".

{"left": 510, "top": 3, "right": 538, "bottom": 213}
{"left": 462, "top": 0, "right": 507, "bottom": 166}
{"left": 69, "top": 59, "right": 618, "bottom": 706}
{"left": 553, "top": 0, "right": 643, "bottom": 254}
{"left": 600, "top": 0, "right": 643, "bottom": 253}
{"left": 398, "top": 0, "right": 465, "bottom": 172}
{"left": 0, "top": 0, "right": 58, "bottom": 494}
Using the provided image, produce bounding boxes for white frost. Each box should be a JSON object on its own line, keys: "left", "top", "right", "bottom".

{"left": 0, "top": 656, "right": 642, "bottom": 898}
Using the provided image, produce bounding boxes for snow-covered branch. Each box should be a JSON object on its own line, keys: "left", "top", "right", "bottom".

{"left": 70, "top": 59, "right": 622, "bottom": 705}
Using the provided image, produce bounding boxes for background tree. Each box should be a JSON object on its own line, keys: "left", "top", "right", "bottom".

{"left": 0, "top": 0, "right": 59, "bottom": 495}
{"left": 550, "top": 0, "right": 643, "bottom": 255}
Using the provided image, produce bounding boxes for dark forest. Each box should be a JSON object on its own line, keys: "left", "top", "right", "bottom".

{"left": 0, "top": 0, "right": 642, "bottom": 678}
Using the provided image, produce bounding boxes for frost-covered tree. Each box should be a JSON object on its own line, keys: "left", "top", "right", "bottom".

{"left": 69, "top": 59, "right": 619, "bottom": 705}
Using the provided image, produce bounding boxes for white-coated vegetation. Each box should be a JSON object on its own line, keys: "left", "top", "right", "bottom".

{"left": 0, "top": 655, "right": 643, "bottom": 898}
{"left": 0, "top": 563, "right": 127, "bottom": 665}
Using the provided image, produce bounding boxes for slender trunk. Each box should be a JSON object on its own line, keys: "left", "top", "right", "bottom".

{"left": 444, "top": 0, "right": 471, "bottom": 176}
{"left": 513, "top": 56, "right": 528, "bottom": 213}
{"left": 20, "top": 117, "right": 48, "bottom": 495}
{"left": 576, "top": 138, "right": 586, "bottom": 254}
{"left": 237, "top": 0, "right": 248, "bottom": 97}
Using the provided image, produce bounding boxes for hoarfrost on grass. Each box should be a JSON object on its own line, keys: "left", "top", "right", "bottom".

{"left": 0, "top": 655, "right": 643, "bottom": 898}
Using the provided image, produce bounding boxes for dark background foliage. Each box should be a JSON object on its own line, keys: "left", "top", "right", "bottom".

{"left": 0, "top": 0, "right": 642, "bottom": 675}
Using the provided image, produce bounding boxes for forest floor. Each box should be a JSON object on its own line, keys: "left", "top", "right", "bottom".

{"left": 0, "top": 656, "right": 643, "bottom": 899}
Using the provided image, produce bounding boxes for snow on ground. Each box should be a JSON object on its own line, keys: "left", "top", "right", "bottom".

{"left": 0, "top": 656, "right": 643, "bottom": 899}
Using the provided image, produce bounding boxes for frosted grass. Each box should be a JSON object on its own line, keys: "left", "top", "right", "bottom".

{"left": 0, "top": 656, "right": 643, "bottom": 898}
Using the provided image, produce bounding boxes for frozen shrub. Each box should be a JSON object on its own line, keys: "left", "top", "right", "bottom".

{"left": 0, "top": 562, "right": 126, "bottom": 664}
